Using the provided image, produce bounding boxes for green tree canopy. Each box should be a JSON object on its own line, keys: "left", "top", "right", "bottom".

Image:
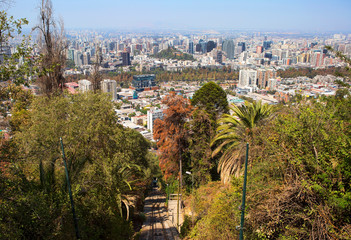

{"left": 0, "top": 10, "right": 36, "bottom": 85}
{"left": 0, "top": 92, "right": 156, "bottom": 239}
{"left": 191, "top": 81, "right": 229, "bottom": 123}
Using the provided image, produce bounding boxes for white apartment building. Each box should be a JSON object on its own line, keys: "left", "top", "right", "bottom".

{"left": 239, "top": 69, "right": 257, "bottom": 87}
{"left": 101, "top": 79, "right": 117, "bottom": 101}
{"left": 147, "top": 108, "right": 164, "bottom": 137}
{"left": 267, "top": 78, "right": 277, "bottom": 91}
{"left": 78, "top": 79, "right": 92, "bottom": 92}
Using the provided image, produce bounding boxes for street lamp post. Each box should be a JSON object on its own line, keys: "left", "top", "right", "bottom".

{"left": 60, "top": 137, "right": 80, "bottom": 239}
{"left": 185, "top": 171, "right": 194, "bottom": 226}
{"left": 239, "top": 143, "right": 249, "bottom": 240}
{"left": 166, "top": 183, "right": 169, "bottom": 202}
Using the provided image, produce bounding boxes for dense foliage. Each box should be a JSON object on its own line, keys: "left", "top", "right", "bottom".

{"left": 151, "top": 47, "right": 195, "bottom": 61}
{"left": 278, "top": 66, "right": 351, "bottom": 79}
{"left": 0, "top": 10, "right": 36, "bottom": 85}
{"left": 186, "top": 95, "right": 351, "bottom": 239}
{"left": 191, "top": 81, "right": 229, "bottom": 123}
{"left": 0, "top": 92, "right": 158, "bottom": 239}
{"left": 66, "top": 66, "right": 238, "bottom": 84}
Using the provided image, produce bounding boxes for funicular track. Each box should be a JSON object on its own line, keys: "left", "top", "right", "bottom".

{"left": 141, "top": 187, "right": 179, "bottom": 240}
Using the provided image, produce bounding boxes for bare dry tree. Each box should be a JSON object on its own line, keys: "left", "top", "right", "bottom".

{"left": 90, "top": 44, "right": 102, "bottom": 92}
{"left": 33, "top": 0, "right": 67, "bottom": 95}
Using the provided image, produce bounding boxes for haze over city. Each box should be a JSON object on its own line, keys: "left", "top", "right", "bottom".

{"left": 7, "top": 0, "right": 351, "bottom": 32}
{"left": 1, "top": 0, "right": 351, "bottom": 239}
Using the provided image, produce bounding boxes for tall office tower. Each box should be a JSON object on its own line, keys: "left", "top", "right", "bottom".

{"left": 82, "top": 52, "right": 90, "bottom": 65}
{"left": 264, "top": 52, "right": 272, "bottom": 59}
{"left": 199, "top": 39, "right": 207, "bottom": 54}
{"left": 118, "top": 43, "right": 125, "bottom": 51}
{"left": 236, "top": 44, "right": 243, "bottom": 55}
{"left": 188, "top": 41, "right": 194, "bottom": 54}
{"left": 238, "top": 42, "right": 246, "bottom": 51}
{"left": 74, "top": 51, "right": 83, "bottom": 67}
{"left": 256, "top": 46, "right": 263, "bottom": 54}
{"left": 238, "top": 69, "right": 257, "bottom": 87}
{"left": 101, "top": 79, "right": 117, "bottom": 101}
{"left": 152, "top": 45, "right": 159, "bottom": 55}
{"left": 195, "top": 43, "right": 202, "bottom": 52}
{"left": 146, "top": 42, "right": 151, "bottom": 51}
{"left": 222, "top": 40, "right": 235, "bottom": 59}
{"left": 216, "top": 51, "right": 223, "bottom": 64}
{"left": 121, "top": 51, "right": 131, "bottom": 66}
{"left": 67, "top": 49, "right": 75, "bottom": 61}
{"left": 281, "top": 50, "right": 289, "bottom": 59}
{"left": 131, "top": 44, "right": 137, "bottom": 55}
{"left": 109, "top": 42, "right": 116, "bottom": 51}
{"left": 78, "top": 79, "right": 93, "bottom": 92}
{"left": 263, "top": 41, "right": 273, "bottom": 50}
{"left": 207, "top": 41, "right": 216, "bottom": 52}
{"left": 136, "top": 44, "right": 143, "bottom": 51}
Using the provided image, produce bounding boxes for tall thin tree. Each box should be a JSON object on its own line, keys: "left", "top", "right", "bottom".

{"left": 33, "top": 0, "right": 66, "bottom": 95}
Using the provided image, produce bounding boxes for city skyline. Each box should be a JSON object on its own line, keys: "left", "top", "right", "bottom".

{"left": 5, "top": 0, "right": 351, "bottom": 32}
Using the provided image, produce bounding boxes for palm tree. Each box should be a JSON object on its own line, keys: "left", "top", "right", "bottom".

{"left": 211, "top": 101, "right": 273, "bottom": 184}
{"left": 103, "top": 161, "right": 141, "bottom": 221}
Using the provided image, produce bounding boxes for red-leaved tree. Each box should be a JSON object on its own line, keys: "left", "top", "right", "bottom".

{"left": 153, "top": 92, "right": 192, "bottom": 180}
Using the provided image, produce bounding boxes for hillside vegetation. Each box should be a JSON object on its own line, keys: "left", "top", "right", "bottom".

{"left": 183, "top": 93, "right": 351, "bottom": 239}
{"left": 151, "top": 47, "right": 195, "bottom": 61}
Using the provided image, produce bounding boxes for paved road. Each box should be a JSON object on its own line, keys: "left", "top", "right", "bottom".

{"left": 140, "top": 187, "right": 180, "bottom": 240}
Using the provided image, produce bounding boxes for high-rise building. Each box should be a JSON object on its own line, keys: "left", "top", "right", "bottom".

{"left": 263, "top": 41, "right": 273, "bottom": 50}
{"left": 78, "top": 79, "right": 92, "bottom": 92}
{"left": 109, "top": 42, "right": 117, "bottom": 51}
{"left": 256, "top": 46, "right": 263, "bottom": 54}
{"left": 235, "top": 42, "right": 246, "bottom": 55}
{"left": 152, "top": 46, "right": 159, "bottom": 55}
{"left": 67, "top": 49, "right": 75, "bottom": 61}
{"left": 74, "top": 51, "right": 83, "bottom": 67}
{"left": 147, "top": 108, "right": 164, "bottom": 136}
{"left": 199, "top": 39, "right": 207, "bottom": 54}
{"left": 238, "top": 42, "right": 246, "bottom": 51}
{"left": 207, "top": 41, "right": 216, "bottom": 52}
{"left": 0, "top": 45, "right": 11, "bottom": 63}
{"left": 118, "top": 43, "right": 125, "bottom": 51}
{"left": 83, "top": 52, "right": 90, "bottom": 65}
{"left": 101, "top": 79, "right": 117, "bottom": 101}
{"left": 239, "top": 51, "right": 248, "bottom": 63}
{"left": 136, "top": 44, "right": 143, "bottom": 51}
{"left": 222, "top": 40, "right": 235, "bottom": 59}
{"left": 216, "top": 51, "right": 223, "bottom": 64}
{"left": 257, "top": 69, "right": 276, "bottom": 88}
{"left": 121, "top": 51, "right": 131, "bottom": 66}
{"left": 188, "top": 41, "right": 194, "bottom": 54}
{"left": 239, "top": 69, "right": 257, "bottom": 87}
{"left": 195, "top": 43, "right": 201, "bottom": 52}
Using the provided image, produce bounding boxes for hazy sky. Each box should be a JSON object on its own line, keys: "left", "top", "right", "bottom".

{"left": 6, "top": 0, "right": 351, "bottom": 32}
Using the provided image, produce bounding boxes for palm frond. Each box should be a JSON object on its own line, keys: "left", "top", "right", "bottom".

{"left": 212, "top": 101, "right": 274, "bottom": 183}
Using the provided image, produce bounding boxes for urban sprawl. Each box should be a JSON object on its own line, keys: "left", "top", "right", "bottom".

{"left": 3, "top": 31, "right": 350, "bottom": 141}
